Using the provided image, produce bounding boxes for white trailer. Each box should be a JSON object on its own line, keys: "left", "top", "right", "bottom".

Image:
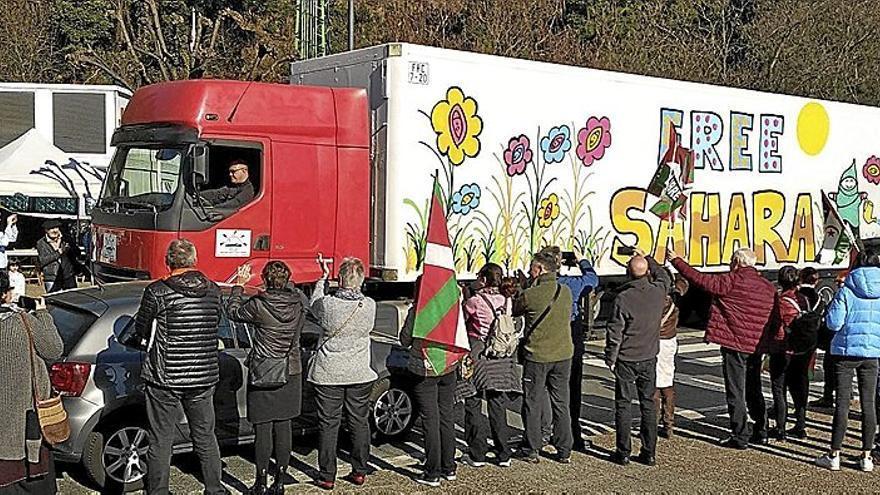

{"left": 291, "top": 43, "right": 880, "bottom": 280}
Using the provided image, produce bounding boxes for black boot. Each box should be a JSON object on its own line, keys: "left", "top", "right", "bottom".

{"left": 246, "top": 469, "right": 268, "bottom": 495}
{"left": 268, "top": 467, "right": 286, "bottom": 495}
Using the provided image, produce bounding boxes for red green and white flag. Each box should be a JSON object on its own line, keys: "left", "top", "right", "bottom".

{"left": 411, "top": 177, "right": 470, "bottom": 375}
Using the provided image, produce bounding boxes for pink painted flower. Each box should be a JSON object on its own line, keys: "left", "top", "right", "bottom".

{"left": 503, "top": 135, "right": 533, "bottom": 176}
{"left": 864, "top": 156, "right": 880, "bottom": 185}
{"left": 576, "top": 116, "right": 612, "bottom": 166}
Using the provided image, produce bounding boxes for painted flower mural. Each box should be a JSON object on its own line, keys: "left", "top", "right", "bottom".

{"left": 540, "top": 125, "right": 572, "bottom": 164}
{"left": 538, "top": 193, "right": 560, "bottom": 227}
{"left": 452, "top": 183, "right": 481, "bottom": 215}
{"left": 576, "top": 116, "right": 612, "bottom": 166}
{"left": 503, "top": 135, "right": 533, "bottom": 176}
{"left": 864, "top": 156, "right": 880, "bottom": 185}
{"left": 430, "top": 86, "right": 483, "bottom": 165}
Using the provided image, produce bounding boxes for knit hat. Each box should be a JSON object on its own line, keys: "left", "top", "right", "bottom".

{"left": 42, "top": 219, "right": 62, "bottom": 231}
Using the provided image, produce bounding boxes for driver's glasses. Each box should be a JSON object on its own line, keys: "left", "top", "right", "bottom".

{"left": 229, "top": 167, "right": 247, "bottom": 176}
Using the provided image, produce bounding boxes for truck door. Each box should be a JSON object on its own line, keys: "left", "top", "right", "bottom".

{"left": 270, "top": 141, "right": 337, "bottom": 280}
{"left": 183, "top": 140, "right": 273, "bottom": 282}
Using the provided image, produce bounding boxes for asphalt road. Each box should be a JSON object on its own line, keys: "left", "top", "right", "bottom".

{"left": 58, "top": 329, "right": 878, "bottom": 493}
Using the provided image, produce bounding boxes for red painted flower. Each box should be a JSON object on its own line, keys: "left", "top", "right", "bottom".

{"left": 503, "top": 135, "right": 533, "bottom": 176}
{"left": 863, "top": 156, "right": 880, "bottom": 185}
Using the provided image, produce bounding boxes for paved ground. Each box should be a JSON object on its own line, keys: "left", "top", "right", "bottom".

{"left": 58, "top": 329, "right": 879, "bottom": 493}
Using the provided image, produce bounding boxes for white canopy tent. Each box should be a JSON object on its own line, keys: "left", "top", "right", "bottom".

{"left": 0, "top": 129, "right": 106, "bottom": 218}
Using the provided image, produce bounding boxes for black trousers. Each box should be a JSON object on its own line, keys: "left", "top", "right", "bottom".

{"left": 145, "top": 385, "right": 224, "bottom": 495}
{"left": 770, "top": 352, "right": 812, "bottom": 431}
{"left": 253, "top": 420, "right": 291, "bottom": 480}
{"left": 521, "top": 359, "right": 573, "bottom": 458}
{"left": 821, "top": 352, "right": 837, "bottom": 402}
{"left": 314, "top": 382, "right": 372, "bottom": 482}
{"left": 720, "top": 349, "right": 766, "bottom": 444}
{"left": 569, "top": 319, "right": 586, "bottom": 447}
{"left": 831, "top": 357, "right": 878, "bottom": 451}
{"left": 464, "top": 391, "right": 515, "bottom": 463}
{"left": 413, "top": 373, "right": 457, "bottom": 478}
{"left": 613, "top": 359, "right": 657, "bottom": 457}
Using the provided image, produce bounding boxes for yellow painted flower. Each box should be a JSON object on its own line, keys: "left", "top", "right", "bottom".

{"left": 538, "top": 193, "right": 560, "bottom": 228}
{"left": 430, "top": 86, "right": 483, "bottom": 165}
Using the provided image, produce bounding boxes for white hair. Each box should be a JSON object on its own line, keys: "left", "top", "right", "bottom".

{"left": 731, "top": 248, "right": 757, "bottom": 268}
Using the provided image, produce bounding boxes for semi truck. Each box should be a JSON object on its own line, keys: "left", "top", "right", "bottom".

{"left": 91, "top": 43, "right": 880, "bottom": 290}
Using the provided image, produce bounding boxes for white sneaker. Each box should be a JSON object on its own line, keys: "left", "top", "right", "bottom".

{"left": 459, "top": 455, "right": 486, "bottom": 468}
{"left": 861, "top": 456, "right": 875, "bottom": 472}
{"left": 498, "top": 459, "right": 512, "bottom": 468}
{"left": 816, "top": 454, "right": 841, "bottom": 471}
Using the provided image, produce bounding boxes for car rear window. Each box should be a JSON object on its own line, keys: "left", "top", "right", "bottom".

{"left": 47, "top": 303, "right": 99, "bottom": 355}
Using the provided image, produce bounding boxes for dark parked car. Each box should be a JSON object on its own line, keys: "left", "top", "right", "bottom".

{"left": 45, "top": 282, "right": 414, "bottom": 492}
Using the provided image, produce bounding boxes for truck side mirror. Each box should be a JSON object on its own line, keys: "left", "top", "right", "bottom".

{"left": 192, "top": 144, "right": 209, "bottom": 186}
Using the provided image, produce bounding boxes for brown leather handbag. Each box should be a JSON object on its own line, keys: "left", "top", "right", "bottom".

{"left": 22, "top": 313, "right": 70, "bottom": 445}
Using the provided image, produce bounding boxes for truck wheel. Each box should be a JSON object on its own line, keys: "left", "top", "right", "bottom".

{"left": 370, "top": 378, "right": 414, "bottom": 439}
{"left": 82, "top": 422, "right": 149, "bottom": 492}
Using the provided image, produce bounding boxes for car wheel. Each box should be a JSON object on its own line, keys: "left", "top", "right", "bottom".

{"left": 83, "top": 423, "right": 149, "bottom": 492}
{"left": 370, "top": 379, "right": 414, "bottom": 439}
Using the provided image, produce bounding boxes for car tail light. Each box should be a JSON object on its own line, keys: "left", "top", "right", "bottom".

{"left": 50, "top": 362, "right": 91, "bottom": 397}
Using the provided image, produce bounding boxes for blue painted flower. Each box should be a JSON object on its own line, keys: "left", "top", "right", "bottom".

{"left": 540, "top": 125, "right": 572, "bottom": 164}
{"left": 451, "top": 183, "right": 481, "bottom": 215}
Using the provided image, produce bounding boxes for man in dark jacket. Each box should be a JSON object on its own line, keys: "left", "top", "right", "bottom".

{"left": 669, "top": 247, "right": 777, "bottom": 449}
{"left": 201, "top": 159, "right": 255, "bottom": 209}
{"left": 36, "top": 220, "right": 81, "bottom": 293}
{"left": 605, "top": 252, "right": 671, "bottom": 466}
{"left": 513, "top": 251, "right": 575, "bottom": 463}
{"left": 133, "top": 239, "right": 227, "bottom": 495}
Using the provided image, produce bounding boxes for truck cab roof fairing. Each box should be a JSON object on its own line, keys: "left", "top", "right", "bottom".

{"left": 120, "top": 80, "right": 368, "bottom": 148}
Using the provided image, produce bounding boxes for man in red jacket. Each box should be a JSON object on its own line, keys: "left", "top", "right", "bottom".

{"left": 668, "top": 247, "right": 777, "bottom": 449}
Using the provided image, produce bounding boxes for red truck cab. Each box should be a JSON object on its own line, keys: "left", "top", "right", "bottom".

{"left": 91, "top": 80, "right": 370, "bottom": 283}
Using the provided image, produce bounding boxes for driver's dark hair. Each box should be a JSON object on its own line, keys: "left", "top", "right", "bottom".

{"left": 228, "top": 159, "right": 248, "bottom": 170}
{"left": 262, "top": 260, "right": 291, "bottom": 289}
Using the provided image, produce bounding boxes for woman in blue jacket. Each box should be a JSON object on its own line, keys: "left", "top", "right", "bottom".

{"left": 817, "top": 250, "right": 880, "bottom": 472}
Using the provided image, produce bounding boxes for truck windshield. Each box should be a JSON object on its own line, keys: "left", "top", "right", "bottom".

{"left": 101, "top": 145, "right": 187, "bottom": 210}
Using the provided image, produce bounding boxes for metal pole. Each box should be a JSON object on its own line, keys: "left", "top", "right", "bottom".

{"left": 348, "top": 0, "right": 354, "bottom": 51}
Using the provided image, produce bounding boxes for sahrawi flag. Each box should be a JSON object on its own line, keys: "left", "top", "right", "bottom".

{"left": 411, "top": 177, "right": 470, "bottom": 375}
{"left": 647, "top": 126, "right": 695, "bottom": 224}
{"left": 818, "top": 189, "right": 858, "bottom": 265}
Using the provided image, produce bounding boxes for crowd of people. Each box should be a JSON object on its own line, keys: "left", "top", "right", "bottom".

{"left": 4, "top": 235, "right": 880, "bottom": 494}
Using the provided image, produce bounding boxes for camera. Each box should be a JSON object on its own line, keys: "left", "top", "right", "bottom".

{"left": 561, "top": 251, "right": 578, "bottom": 267}
{"left": 616, "top": 245, "right": 636, "bottom": 256}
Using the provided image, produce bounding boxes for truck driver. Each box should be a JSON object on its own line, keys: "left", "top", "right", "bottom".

{"left": 201, "top": 159, "right": 255, "bottom": 209}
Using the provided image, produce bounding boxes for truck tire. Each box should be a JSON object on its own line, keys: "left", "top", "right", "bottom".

{"left": 82, "top": 421, "right": 150, "bottom": 493}
{"left": 370, "top": 378, "right": 414, "bottom": 440}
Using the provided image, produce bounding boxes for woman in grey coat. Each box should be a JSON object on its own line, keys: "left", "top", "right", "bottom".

{"left": 309, "top": 256, "right": 378, "bottom": 490}
{"left": 0, "top": 272, "right": 63, "bottom": 494}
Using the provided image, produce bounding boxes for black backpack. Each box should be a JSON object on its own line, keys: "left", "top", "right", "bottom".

{"left": 781, "top": 294, "right": 825, "bottom": 354}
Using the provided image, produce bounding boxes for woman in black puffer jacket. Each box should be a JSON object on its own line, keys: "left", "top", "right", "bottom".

{"left": 228, "top": 261, "right": 306, "bottom": 495}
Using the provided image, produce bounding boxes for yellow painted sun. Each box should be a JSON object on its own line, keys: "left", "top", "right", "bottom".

{"left": 797, "top": 102, "right": 829, "bottom": 156}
